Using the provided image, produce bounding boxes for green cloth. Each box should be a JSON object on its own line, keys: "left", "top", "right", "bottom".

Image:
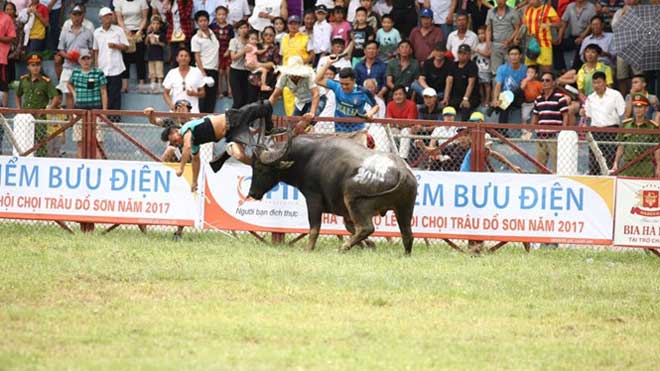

{"left": 16, "top": 74, "right": 58, "bottom": 109}
{"left": 70, "top": 68, "right": 107, "bottom": 107}
{"left": 386, "top": 57, "right": 421, "bottom": 89}
{"left": 617, "top": 119, "right": 660, "bottom": 177}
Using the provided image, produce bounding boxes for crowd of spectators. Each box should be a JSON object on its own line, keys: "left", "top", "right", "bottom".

{"left": 0, "top": 0, "right": 658, "bottom": 176}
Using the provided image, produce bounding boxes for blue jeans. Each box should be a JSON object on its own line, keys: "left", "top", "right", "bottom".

{"left": 411, "top": 81, "right": 444, "bottom": 104}
{"left": 292, "top": 95, "right": 327, "bottom": 116}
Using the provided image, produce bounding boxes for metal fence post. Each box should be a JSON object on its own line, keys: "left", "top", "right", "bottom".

{"left": 80, "top": 110, "right": 95, "bottom": 233}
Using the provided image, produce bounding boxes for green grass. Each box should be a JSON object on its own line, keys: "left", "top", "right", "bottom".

{"left": 0, "top": 224, "right": 658, "bottom": 370}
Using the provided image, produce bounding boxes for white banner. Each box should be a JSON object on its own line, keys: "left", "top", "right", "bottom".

{"left": 0, "top": 156, "right": 199, "bottom": 226}
{"left": 203, "top": 163, "right": 616, "bottom": 244}
{"left": 614, "top": 178, "right": 660, "bottom": 248}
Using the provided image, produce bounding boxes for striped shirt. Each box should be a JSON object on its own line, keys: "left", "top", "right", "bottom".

{"left": 523, "top": 5, "right": 558, "bottom": 48}
{"left": 533, "top": 89, "right": 568, "bottom": 134}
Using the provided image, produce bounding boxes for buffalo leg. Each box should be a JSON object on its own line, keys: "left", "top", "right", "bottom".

{"left": 305, "top": 197, "right": 323, "bottom": 251}
{"left": 395, "top": 203, "right": 414, "bottom": 256}
{"left": 344, "top": 219, "right": 375, "bottom": 249}
{"left": 340, "top": 199, "right": 375, "bottom": 252}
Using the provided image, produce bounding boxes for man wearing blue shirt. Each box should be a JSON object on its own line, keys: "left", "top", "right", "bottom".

{"left": 315, "top": 56, "right": 379, "bottom": 132}
{"left": 491, "top": 45, "right": 528, "bottom": 134}
{"left": 354, "top": 41, "right": 387, "bottom": 95}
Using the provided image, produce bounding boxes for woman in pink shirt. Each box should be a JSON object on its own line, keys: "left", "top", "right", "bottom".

{"left": 330, "top": 6, "right": 351, "bottom": 44}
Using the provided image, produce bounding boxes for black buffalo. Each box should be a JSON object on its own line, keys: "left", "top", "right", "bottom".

{"left": 248, "top": 133, "right": 418, "bottom": 255}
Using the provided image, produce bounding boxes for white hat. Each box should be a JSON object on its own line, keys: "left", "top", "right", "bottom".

{"left": 422, "top": 87, "right": 437, "bottom": 97}
{"left": 275, "top": 56, "right": 314, "bottom": 77}
{"left": 99, "top": 7, "right": 113, "bottom": 17}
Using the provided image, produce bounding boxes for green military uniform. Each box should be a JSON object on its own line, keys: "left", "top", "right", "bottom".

{"left": 617, "top": 118, "right": 660, "bottom": 177}
{"left": 16, "top": 54, "right": 60, "bottom": 157}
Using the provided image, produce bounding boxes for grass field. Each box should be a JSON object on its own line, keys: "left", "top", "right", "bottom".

{"left": 0, "top": 224, "right": 659, "bottom": 370}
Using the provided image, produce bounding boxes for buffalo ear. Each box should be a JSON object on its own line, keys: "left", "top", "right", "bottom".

{"left": 277, "top": 161, "right": 294, "bottom": 169}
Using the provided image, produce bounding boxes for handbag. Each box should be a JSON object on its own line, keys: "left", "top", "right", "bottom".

{"left": 170, "top": 29, "right": 185, "bottom": 43}
{"left": 525, "top": 5, "right": 546, "bottom": 61}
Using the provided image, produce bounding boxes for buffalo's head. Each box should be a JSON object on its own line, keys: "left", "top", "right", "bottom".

{"left": 247, "top": 131, "right": 294, "bottom": 200}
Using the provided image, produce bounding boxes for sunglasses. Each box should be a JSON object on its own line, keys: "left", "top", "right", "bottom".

{"left": 541, "top": 78, "right": 553, "bottom": 82}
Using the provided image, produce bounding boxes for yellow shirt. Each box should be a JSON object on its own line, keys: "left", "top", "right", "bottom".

{"left": 29, "top": 4, "right": 48, "bottom": 40}
{"left": 523, "top": 5, "right": 558, "bottom": 48}
{"left": 281, "top": 32, "right": 310, "bottom": 65}
{"left": 577, "top": 62, "right": 613, "bottom": 96}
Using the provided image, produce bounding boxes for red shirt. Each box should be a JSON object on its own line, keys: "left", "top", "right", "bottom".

{"left": 0, "top": 12, "right": 16, "bottom": 65}
{"left": 386, "top": 99, "right": 418, "bottom": 119}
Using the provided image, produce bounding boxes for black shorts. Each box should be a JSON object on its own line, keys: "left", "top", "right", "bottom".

{"left": 191, "top": 116, "right": 217, "bottom": 147}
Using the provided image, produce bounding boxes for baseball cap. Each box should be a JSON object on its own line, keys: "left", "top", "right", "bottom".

{"left": 422, "top": 87, "right": 437, "bottom": 97}
{"left": 175, "top": 99, "right": 193, "bottom": 109}
{"left": 442, "top": 106, "right": 456, "bottom": 116}
{"left": 78, "top": 49, "right": 91, "bottom": 60}
{"left": 420, "top": 8, "right": 433, "bottom": 18}
{"left": 632, "top": 94, "right": 650, "bottom": 106}
{"left": 99, "top": 7, "right": 113, "bottom": 17}
{"left": 315, "top": 4, "right": 328, "bottom": 13}
{"left": 458, "top": 44, "right": 472, "bottom": 54}
{"left": 469, "top": 111, "right": 485, "bottom": 122}
{"left": 287, "top": 15, "right": 301, "bottom": 23}
{"left": 71, "top": 4, "right": 83, "bottom": 14}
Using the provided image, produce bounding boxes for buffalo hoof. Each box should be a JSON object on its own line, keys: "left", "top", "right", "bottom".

{"left": 362, "top": 239, "right": 376, "bottom": 249}
{"left": 172, "top": 233, "right": 182, "bottom": 242}
{"left": 338, "top": 243, "right": 352, "bottom": 253}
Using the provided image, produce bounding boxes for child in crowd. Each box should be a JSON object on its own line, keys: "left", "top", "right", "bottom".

{"left": 351, "top": 7, "right": 375, "bottom": 66}
{"left": 273, "top": 17, "right": 287, "bottom": 46}
{"left": 521, "top": 64, "right": 543, "bottom": 124}
{"left": 360, "top": 0, "right": 380, "bottom": 31}
{"left": 474, "top": 25, "right": 491, "bottom": 107}
{"left": 145, "top": 15, "right": 166, "bottom": 93}
{"left": 375, "top": 14, "right": 400, "bottom": 61}
{"left": 244, "top": 30, "right": 272, "bottom": 92}
{"left": 211, "top": 6, "right": 234, "bottom": 98}
{"left": 312, "top": 5, "right": 332, "bottom": 66}
{"left": 331, "top": 6, "right": 351, "bottom": 44}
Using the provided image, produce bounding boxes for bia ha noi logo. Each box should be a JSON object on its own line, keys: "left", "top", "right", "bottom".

{"left": 631, "top": 183, "right": 660, "bottom": 217}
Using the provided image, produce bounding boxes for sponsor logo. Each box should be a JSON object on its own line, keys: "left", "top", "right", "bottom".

{"left": 630, "top": 184, "right": 660, "bottom": 217}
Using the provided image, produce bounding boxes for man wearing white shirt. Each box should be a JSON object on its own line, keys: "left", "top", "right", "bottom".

{"left": 93, "top": 7, "right": 129, "bottom": 112}
{"left": 584, "top": 71, "right": 625, "bottom": 175}
{"left": 312, "top": 5, "right": 332, "bottom": 62}
{"left": 445, "top": 12, "right": 478, "bottom": 61}
{"left": 163, "top": 49, "right": 206, "bottom": 113}
{"left": 191, "top": 10, "right": 219, "bottom": 113}
{"left": 220, "top": 0, "right": 250, "bottom": 25}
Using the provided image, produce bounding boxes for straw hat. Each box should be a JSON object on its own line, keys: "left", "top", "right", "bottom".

{"left": 276, "top": 56, "right": 314, "bottom": 77}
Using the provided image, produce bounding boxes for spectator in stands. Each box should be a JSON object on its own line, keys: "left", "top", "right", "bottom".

{"left": 331, "top": 6, "right": 351, "bottom": 44}
{"left": 225, "top": 0, "right": 250, "bottom": 25}
{"left": 248, "top": 0, "right": 287, "bottom": 32}
{"left": 273, "top": 16, "right": 287, "bottom": 45}
{"left": 375, "top": 14, "right": 400, "bottom": 61}
{"left": 530, "top": 71, "right": 568, "bottom": 172}
{"left": 192, "top": 0, "right": 218, "bottom": 22}
{"left": 411, "top": 87, "right": 444, "bottom": 162}
{"left": 446, "top": 12, "right": 478, "bottom": 62}
{"left": 613, "top": 94, "right": 660, "bottom": 178}
{"left": 409, "top": 8, "right": 443, "bottom": 63}
{"left": 146, "top": 15, "right": 166, "bottom": 93}
{"left": 372, "top": 0, "right": 391, "bottom": 17}
{"left": 354, "top": 40, "right": 386, "bottom": 95}
{"left": 421, "top": 0, "right": 456, "bottom": 39}
{"left": 42, "top": 0, "right": 62, "bottom": 53}
{"left": 163, "top": 48, "right": 205, "bottom": 113}
{"left": 522, "top": 0, "right": 560, "bottom": 74}
{"left": 94, "top": 7, "right": 129, "bottom": 114}
{"left": 485, "top": 0, "right": 521, "bottom": 77}
{"left": 583, "top": 71, "right": 625, "bottom": 175}
{"left": 268, "top": 56, "right": 320, "bottom": 119}
{"left": 248, "top": 26, "right": 281, "bottom": 101}
{"left": 300, "top": 9, "right": 315, "bottom": 37}
{"left": 317, "top": 37, "right": 352, "bottom": 72}
{"left": 578, "top": 15, "right": 614, "bottom": 67}
{"left": 164, "top": 0, "right": 193, "bottom": 62}
{"left": 363, "top": 77, "right": 384, "bottom": 118}
{"left": 492, "top": 45, "right": 527, "bottom": 127}
{"left": 444, "top": 44, "right": 478, "bottom": 122}
{"left": 391, "top": 0, "right": 418, "bottom": 38}
{"left": 520, "top": 64, "right": 542, "bottom": 125}
{"left": 386, "top": 40, "right": 420, "bottom": 99}
{"left": 596, "top": 0, "right": 624, "bottom": 31}
{"left": 387, "top": 85, "right": 418, "bottom": 160}
{"left": 24, "top": 0, "right": 48, "bottom": 53}
{"left": 312, "top": 5, "right": 332, "bottom": 65}
{"left": 351, "top": 6, "right": 375, "bottom": 66}
{"left": 459, "top": 112, "right": 521, "bottom": 173}
{"left": 417, "top": 106, "right": 466, "bottom": 171}
{"left": 0, "top": 3, "right": 16, "bottom": 109}
{"left": 281, "top": 15, "right": 312, "bottom": 65}
{"left": 67, "top": 49, "right": 107, "bottom": 158}
{"left": 61, "top": 2, "right": 94, "bottom": 32}
{"left": 558, "top": 0, "right": 596, "bottom": 70}
{"left": 15, "top": 53, "right": 60, "bottom": 157}
{"left": 412, "top": 44, "right": 453, "bottom": 104}
{"left": 210, "top": 6, "right": 234, "bottom": 98}
{"left": 191, "top": 10, "right": 219, "bottom": 113}
{"left": 624, "top": 75, "right": 658, "bottom": 120}
{"left": 57, "top": 4, "right": 93, "bottom": 108}
{"left": 314, "top": 61, "right": 379, "bottom": 132}
{"left": 474, "top": 25, "right": 491, "bottom": 107}
{"left": 577, "top": 43, "right": 613, "bottom": 97}
{"left": 115, "top": 0, "right": 149, "bottom": 93}
{"left": 360, "top": 0, "right": 379, "bottom": 31}
{"left": 228, "top": 20, "right": 250, "bottom": 108}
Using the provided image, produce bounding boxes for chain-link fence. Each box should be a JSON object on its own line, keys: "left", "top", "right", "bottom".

{"left": 1, "top": 108, "right": 659, "bottom": 253}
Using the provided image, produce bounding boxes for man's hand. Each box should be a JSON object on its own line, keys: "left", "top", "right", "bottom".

{"left": 191, "top": 181, "right": 198, "bottom": 192}
{"left": 327, "top": 54, "right": 339, "bottom": 63}
{"left": 293, "top": 120, "right": 310, "bottom": 135}
{"left": 460, "top": 99, "right": 470, "bottom": 109}
{"left": 176, "top": 168, "right": 183, "bottom": 177}
{"left": 302, "top": 112, "right": 314, "bottom": 121}
{"left": 491, "top": 98, "right": 500, "bottom": 108}
{"left": 144, "top": 107, "right": 155, "bottom": 116}
{"left": 441, "top": 97, "right": 449, "bottom": 106}
{"left": 446, "top": 14, "right": 453, "bottom": 25}
{"left": 258, "top": 11, "right": 270, "bottom": 19}
{"left": 364, "top": 113, "right": 373, "bottom": 121}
